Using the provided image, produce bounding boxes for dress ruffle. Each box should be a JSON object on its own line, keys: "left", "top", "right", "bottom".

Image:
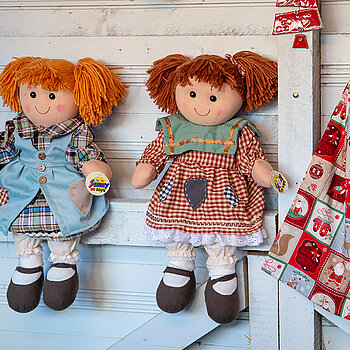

{"left": 145, "top": 225, "right": 267, "bottom": 247}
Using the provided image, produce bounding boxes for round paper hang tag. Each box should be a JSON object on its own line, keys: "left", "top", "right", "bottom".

{"left": 86, "top": 171, "right": 110, "bottom": 196}
{"left": 270, "top": 170, "right": 288, "bottom": 194}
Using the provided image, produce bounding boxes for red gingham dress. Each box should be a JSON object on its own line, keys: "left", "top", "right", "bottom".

{"left": 138, "top": 126, "right": 267, "bottom": 247}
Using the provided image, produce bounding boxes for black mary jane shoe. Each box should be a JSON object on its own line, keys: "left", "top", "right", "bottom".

{"left": 204, "top": 272, "right": 240, "bottom": 324}
{"left": 156, "top": 266, "right": 196, "bottom": 313}
{"left": 7, "top": 266, "right": 44, "bottom": 313}
{"left": 43, "top": 263, "right": 79, "bottom": 311}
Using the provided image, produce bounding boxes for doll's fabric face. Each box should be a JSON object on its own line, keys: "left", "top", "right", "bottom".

{"left": 175, "top": 77, "right": 243, "bottom": 126}
{"left": 19, "top": 83, "right": 79, "bottom": 128}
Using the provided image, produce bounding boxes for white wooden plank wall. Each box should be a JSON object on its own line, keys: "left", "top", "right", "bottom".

{"left": 0, "top": 2, "right": 280, "bottom": 349}
{"left": 0, "top": 0, "right": 348, "bottom": 349}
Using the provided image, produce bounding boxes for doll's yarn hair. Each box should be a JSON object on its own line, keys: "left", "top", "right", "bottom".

{"left": 146, "top": 51, "right": 277, "bottom": 114}
{"left": 0, "top": 57, "right": 127, "bottom": 126}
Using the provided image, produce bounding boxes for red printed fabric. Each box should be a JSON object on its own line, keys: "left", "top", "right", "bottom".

{"left": 272, "top": 9, "right": 323, "bottom": 35}
{"left": 139, "top": 126, "right": 266, "bottom": 237}
{"left": 263, "top": 82, "right": 350, "bottom": 319}
{"left": 276, "top": 0, "right": 318, "bottom": 7}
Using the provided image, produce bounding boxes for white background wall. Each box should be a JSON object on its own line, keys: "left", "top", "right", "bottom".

{"left": 0, "top": 1, "right": 350, "bottom": 349}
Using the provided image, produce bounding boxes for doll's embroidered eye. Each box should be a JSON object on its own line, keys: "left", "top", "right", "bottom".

{"left": 49, "top": 93, "right": 56, "bottom": 100}
{"left": 30, "top": 92, "right": 36, "bottom": 98}
{"left": 210, "top": 95, "right": 217, "bottom": 102}
{"left": 190, "top": 91, "right": 196, "bottom": 98}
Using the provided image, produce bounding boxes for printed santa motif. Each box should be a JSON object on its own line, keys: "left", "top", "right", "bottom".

{"left": 325, "top": 262, "right": 347, "bottom": 290}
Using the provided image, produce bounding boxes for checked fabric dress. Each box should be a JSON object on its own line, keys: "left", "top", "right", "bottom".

{"left": 263, "top": 82, "right": 350, "bottom": 319}
{"left": 139, "top": 114, "right": 268, "bottom": 248}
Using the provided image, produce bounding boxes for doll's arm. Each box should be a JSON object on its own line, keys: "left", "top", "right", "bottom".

{"left": 82, "top": 159, "right": 112, "bottom": 179}
{"left": 251, "top": 159, "right": 273, "bottom": 188}
{"left": 132, "top": 129, "right": 170, "bottom": 189}
{"left": 132, "top": 163, "right": 157, "bottom": 189}
{"left": 67, "top": 124, "right": 111, "bottom": 179}
{"left": 237, "top": 127, "right": 288, "bottom": 192}
{"left": 0, "top": 120, "right": 18, "bottom": 167}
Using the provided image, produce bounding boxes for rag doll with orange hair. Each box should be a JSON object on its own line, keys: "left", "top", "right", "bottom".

{"left": 0, "top": 57, "right": 126, "bottom": 313}
{"left": 132, "top": 52, "right": 284, "bottom": 324}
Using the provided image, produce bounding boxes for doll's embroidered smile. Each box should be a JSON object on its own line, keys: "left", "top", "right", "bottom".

{"left": 194, "top": 108, "right": 210, "bottom": 117}
{"left": 35, "top": 106, "right": 50, "bottom": 114}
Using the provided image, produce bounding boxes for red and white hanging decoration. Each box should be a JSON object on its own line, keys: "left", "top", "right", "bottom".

{"left": 276, "top": 0, "right": 318, "bottom": 7}
{"left": 272, "top": 0, "right": 323, "bottom": 48}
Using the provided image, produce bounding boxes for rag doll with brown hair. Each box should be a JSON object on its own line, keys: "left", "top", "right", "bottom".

{"left": 132, "top": 52, "right": 282, "bottom": 324}
{"left": 0, "top": 57, "right": 126, "bottom": 313}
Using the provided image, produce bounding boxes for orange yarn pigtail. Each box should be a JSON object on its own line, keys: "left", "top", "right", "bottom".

{"left": 73, "top": 58, "right": 127, "bottom": 126}
{"left": 232, "top": 51, "right": 278, "bottom": 113}
{"left": 0, "top": 56, "right": 40, "bottom": 112}
{"left": 146, "top": 54, "right": 190, "bottom": 114}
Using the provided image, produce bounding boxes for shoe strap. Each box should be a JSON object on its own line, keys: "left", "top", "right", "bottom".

{"left": 51, "top": 263, "right": 77, "bottom": 272}
{"left": 163, "top": 266, "right": 193, "bottom": 277}
{"left": 16, "top": 266, "right": 43, "bottom": 274}
{"left": 211, "top": 272, "right": 237, "bottom": 284}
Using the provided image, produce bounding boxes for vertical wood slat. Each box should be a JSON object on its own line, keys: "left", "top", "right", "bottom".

{"left": 248, "top": 254, "right": 279, "bottom": 350}
{"left": 278, "top": 30, "right": 322, "bottom": 349}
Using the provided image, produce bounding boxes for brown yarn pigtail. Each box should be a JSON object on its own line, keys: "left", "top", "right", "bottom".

{"left": 0, "top": 56, "right": 40, "bottom": 112}
{"left": 74, "top": 58, "right": 127, "bottom": 126}
{"left": 146, "top": 54, "right": 190, "bottom": 114}
{"left": 233, "top": 51, "right": 278, "bottom": 112}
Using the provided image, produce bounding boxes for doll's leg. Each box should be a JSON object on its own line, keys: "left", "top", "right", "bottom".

{"left": 7, "top": 233, "right": 44, "bottom": 313}
{"left": 43, "top": 237, "right": 80, "bottom": 311}
{"left": 156, "top": 242, "right": 196, "bottom": 313}
{"left": 204, "top": 243, "right": 239, "bottom": 324}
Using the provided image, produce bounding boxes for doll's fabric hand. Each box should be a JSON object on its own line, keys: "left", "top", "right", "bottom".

{"left": 132, "top": 163, "right": 157, "bottom": 189}
{"left": 251, "top": 159, "right": 273, "bottom": 188}
{"left": 251, "top": 159, "right": 288, "bottom": 193}
{"left": 82, "top": 160, "right": 112, "bottom": 196}
{"left": 82, "top": 159, "right": 112, "bottom": 180}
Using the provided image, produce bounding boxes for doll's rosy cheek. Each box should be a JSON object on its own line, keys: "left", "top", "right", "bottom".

{"left": 179, "top": 103, "right": 190, "bottom": 115}
{"left": 56, "top": 104, "right": 65, "bottom": 113}
{"left": 217, "top": 109, "right": 226, "bottom": 117}
{"left": 24, "top": 104, "right": 31, "bottom": 113}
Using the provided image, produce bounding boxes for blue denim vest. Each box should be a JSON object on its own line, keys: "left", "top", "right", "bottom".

{"left": 0, "top": 131, "right": 109, "bottom": 237}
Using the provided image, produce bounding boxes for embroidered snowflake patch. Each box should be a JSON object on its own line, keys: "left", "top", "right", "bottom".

{"left": 224, "top": 183, "right": 239, "bottom": 208}
{"left": 160, "top": 179, "right": 174, "bottom": 203}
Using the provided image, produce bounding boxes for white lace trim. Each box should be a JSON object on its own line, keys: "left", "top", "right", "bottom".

{"left": 145, "top": 225, "right": 267, "bottom": 247}
{"left": 48, "top": 249, "right": 80, "bottom": 263}
{"left": 15, "top": 247, "right": 43, "bottom": 257}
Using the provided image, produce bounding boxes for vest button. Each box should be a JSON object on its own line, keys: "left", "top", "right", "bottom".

{"left": 38, "top": 164, "right": 46, "bottom": 172}
{"left": 39, "top": 176, "right": 47, "bottom": 184}
{"left": 38, "top": 153, "right": 46, "bottom": 160}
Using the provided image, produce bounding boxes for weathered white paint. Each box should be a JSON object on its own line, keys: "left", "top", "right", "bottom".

{"left": 2, "top": 0, "right": 349, "bottom": 349}
{"left": 277, "top": 30, "right": 322, "bottom": 349}
{"left": 248, "top": 254, "right": 278, "bottom": 350}
{"left": 109, "top": 256, "right": 247, "bottom": 349}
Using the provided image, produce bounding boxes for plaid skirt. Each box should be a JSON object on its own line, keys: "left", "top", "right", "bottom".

{"left": 146, "top": 151, "right": 265, "bottom": 243}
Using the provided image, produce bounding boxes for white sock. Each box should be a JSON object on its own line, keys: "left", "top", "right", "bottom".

{"left": 11, "top": 254, "right": 43, "bottom": 285}
{"left": 207, "top": 263, "right": 237, "bottom": 296}
{"left": 47, "top": 264, "right": 76, "bottom": 282}
{"left": 163, "top": 258, "right": 195, "bottom": 288}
